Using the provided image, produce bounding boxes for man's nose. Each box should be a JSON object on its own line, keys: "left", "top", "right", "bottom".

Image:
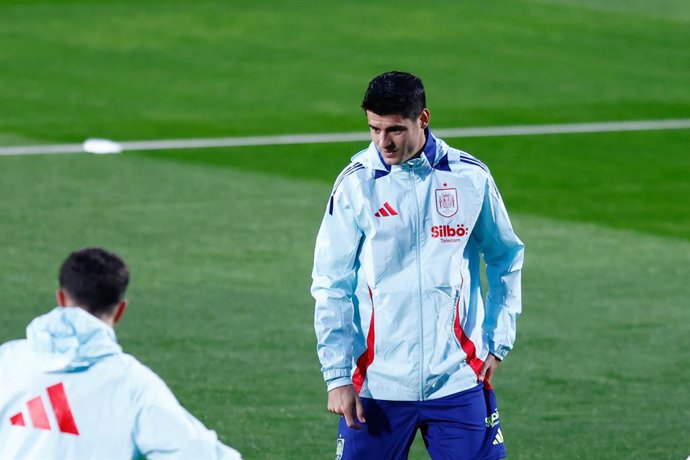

{"left": 378, "top": 132, "right": 390, "bottom": 147}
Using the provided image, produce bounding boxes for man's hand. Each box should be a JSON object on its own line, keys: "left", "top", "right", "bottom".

{"left": 327, "top": 385, "right": 366, "bottom": 429}
{"left": 477, "top": 353, "right": 501, "bottom": 384}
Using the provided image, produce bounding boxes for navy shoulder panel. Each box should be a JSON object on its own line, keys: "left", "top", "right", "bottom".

{"left": 329, "top": 162, "right": 365, "bottom": 215}
{"left": 458, "top": 151, "right": 490, "bottom": 173}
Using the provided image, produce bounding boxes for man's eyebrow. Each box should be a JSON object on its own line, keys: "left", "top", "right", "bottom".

{"left": 368, "top": 124, "right": 408, "bottom": 131}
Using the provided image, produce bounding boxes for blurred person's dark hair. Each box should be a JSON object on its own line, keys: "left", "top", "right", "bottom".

{"left": 59, "top": 247, "right": 129, "bottom": 317}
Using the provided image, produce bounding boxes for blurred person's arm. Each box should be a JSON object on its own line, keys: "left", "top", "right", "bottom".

{"left": 133, "top": 368, "right": 242, "bottom": 460}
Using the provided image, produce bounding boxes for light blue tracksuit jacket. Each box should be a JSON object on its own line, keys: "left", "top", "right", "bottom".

{"left": 312, "top": 130, "right": 524, "bottom": 401}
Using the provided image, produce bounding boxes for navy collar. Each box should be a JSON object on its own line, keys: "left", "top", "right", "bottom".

{"left": 421, "top": 127, "right": 437, "bottom": 165}
{"left": 375, "top": 148, "right": 392, "bottom": 175}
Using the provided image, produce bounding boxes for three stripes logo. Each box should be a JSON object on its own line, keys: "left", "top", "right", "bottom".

{"left": 492, "top": 428, "right": 504, "bottom": 445}
{"left": 374, "top": 202, "right": 398, "bottom": 217}
{"left": 8, "top": 382, "right": 79, "bottom": 436}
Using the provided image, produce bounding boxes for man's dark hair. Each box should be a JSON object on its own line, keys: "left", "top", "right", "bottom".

{"left": 361, "top": 71, "right": 426, "bottom": 119}
{"left": 59, "top": 247, "right": 129, "bottom": 316}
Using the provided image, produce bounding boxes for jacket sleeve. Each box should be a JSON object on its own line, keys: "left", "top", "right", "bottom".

{"left": 133, "top": 369, "right": 242, "bottom": 460}
{"left": 311, "top": 181, "right": 364, "bottom": 391}
{"left": 473, "top": 176, "right": 525, "bottom": 360}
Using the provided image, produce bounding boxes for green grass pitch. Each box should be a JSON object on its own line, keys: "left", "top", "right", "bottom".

{"left": 1, "top": 1, "right": 689, "bottom": 459}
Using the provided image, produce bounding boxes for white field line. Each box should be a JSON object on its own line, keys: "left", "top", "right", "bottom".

{"left": 1, "top": 118, "right": 690, "bottom": 157}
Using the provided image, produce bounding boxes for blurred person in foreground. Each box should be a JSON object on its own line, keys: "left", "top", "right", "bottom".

{"left": 312, "top": 71, "right": 524, "bottom": 459}
{"left": 0, "top": 247, "right": 241, "bottom": 460}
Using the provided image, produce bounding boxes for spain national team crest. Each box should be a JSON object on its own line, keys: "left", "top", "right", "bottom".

{"left": 435, "top": 186, "right": 458, "bottom": 217}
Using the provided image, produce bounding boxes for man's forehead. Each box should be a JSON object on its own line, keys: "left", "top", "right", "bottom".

{"left": 366, "top": 111, "right": 414, "bottom": 127}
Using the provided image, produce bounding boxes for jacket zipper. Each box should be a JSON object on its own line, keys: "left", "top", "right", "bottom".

{"left": 409, "top": 167, "right": 425, "bottom": 401}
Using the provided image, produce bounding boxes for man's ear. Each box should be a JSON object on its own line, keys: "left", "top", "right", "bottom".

{"left": 113, "top": 300, "right": 128, "bottom": 324}
{"left": 419, "top": 108, "right": 430, "bottom": 129}
{"left": 56, "top": 289, "right": 67, "bottom": 307}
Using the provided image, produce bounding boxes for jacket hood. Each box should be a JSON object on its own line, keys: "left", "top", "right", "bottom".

{"left": 26, "top": 307, "right": 122, "bottom": 372}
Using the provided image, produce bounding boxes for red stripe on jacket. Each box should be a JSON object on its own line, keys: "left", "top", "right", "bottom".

{"left": 453, "top": 296, "right": 492, "bottom": 389}
{"left": 352, "top": 288, "right": 376, "bottom": 394}
{"left": 47, "top": 383, "right": 80, "bottom": 435}
{"left": 27, "top": 397, "right": 51, "bottom": 430}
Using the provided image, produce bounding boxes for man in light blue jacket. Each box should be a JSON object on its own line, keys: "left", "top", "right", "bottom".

{"left": 0, "top": 247, "right": 241, "bottom": 460}
{"left": 312, "top": 72, "right": 524, "bottom": 459}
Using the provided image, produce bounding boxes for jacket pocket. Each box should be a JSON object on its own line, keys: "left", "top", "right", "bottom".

{"left": 428, "top": 288, "right": 463, "bottom": 377}
{"left": 451, "top": 289, "right": 465, "bottom": 349}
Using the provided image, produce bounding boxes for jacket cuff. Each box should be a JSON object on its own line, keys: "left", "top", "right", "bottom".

{"left": 324, "top": 368, "right": 351, "bottom": 391}
{"left": 489, "top": 344, "right": 511, "bottom": 361}
{"left": 326, "top": 377, "right": 353, "bottom": 392}
{"left": 323, "top": 367, "right": 351, "bottom": 381}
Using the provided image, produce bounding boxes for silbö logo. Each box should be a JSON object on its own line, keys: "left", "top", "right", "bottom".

{"left": 431, "top": 224, "right": 468, "bottom": 243}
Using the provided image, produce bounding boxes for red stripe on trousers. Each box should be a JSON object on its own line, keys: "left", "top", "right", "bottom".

{"left": 352, "top": 288, "right": 376, "bottom": 394}
{"left": 47, "top": 383, "right": 80, "bottom": 435}
{"left": 453, "top": 297, "right": 492, "bottom": 389}
{"left": 383, "top": 202, "right": 398, "bottom": 216}
{"left": 27, "top": 397, "right": 51, "bottom": 430}
{"left": 10, "top": 412, "right": 25, "bottom": 426}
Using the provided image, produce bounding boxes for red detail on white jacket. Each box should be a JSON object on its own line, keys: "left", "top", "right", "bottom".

{"left": 9, "top": 413, "right": 25, "bottom": 427}
{"left": 47, "top": 383, "right": 79, "bottom": 435}
{"left": 27, "top": 397, "right": 51, "bottom": 430}
{"left": 352, "top": 288, "right": 376, "bottom": 394}
{"left": 383, "top": 202, "right": 398, "bottom": 216}
{"left": 374, "top": 202, "right": 398, "bottom": 217}
{"left": 9, "top": 383, "right": 79, "bottom": 435}
{"left": 453, "top": 297, "right": 492, "bottom": 389}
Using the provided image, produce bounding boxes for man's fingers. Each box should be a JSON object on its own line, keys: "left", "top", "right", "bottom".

{"left": 484, "top": 366, "right": 494, "bottom": 384}
{"left": 342, "top": 405, "right": 362, "bottom": 429}
{"left": 355, "top": 395, "right": 366, "bottom": 424}
{"left": 477, "top": 363, "right": 488, "bottom": 382}
{"left": 326, "top": 385, "right": 363, "bottom": 429}
{"left": 478, "top": 355, "right": 500, "bottom": 384}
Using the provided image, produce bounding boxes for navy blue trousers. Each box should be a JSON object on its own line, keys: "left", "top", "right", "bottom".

{"left": 334, "top": 385, "right": 506, "bottom": 460}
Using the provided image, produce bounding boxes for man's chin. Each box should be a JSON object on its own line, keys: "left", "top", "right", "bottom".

{"left": 382, "top": 153, "right": 402, "bottom": 165}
